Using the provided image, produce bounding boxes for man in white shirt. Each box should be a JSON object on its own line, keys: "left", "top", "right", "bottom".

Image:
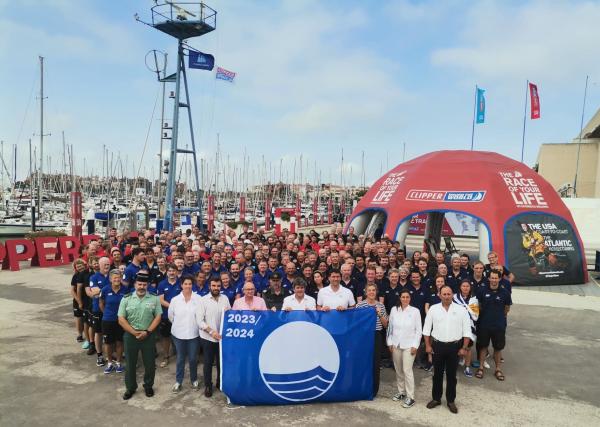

{"left": 282, "top": 278, "right": 316, "bottom": 311}
{"left": 196, "top": 277, "right": 231, "bottom": 398}
{"left": 317, "top": 269, "right": 355, "bottom": 311}
{"left": 423, "top": 285, "right": 471, "bottom": 414}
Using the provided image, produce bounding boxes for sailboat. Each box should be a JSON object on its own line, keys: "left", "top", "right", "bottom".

{"left": 0, "top": 57, "right": 69, "bottom": 237}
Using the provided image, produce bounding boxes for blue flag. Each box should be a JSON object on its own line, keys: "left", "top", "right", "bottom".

{"left": 221, "top": 309, "right": 375, "bottom": 405}
{"left": 188, "top": 50, "right": 214, "bottom": 70}
{"left": 476, "top": 87, "right": 486, "bottom": 124}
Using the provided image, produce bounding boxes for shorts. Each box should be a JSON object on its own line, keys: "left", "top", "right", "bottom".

{"left": 102, "top": 321, "right": 124, "bottom": 344}
{"left": 72, "top": 299, "right": 83, "bottom": 318}
{"left": 159, "top": 319, "right": 172, "bottom": 338}
{"left": 476, "top": 328, "right": 506, "bottom": 351}
{"left": 91, "top": 312, "right": 103, "bottom": 333}
{"left": 83, "top": 309, "right": 93, "bottom": 325}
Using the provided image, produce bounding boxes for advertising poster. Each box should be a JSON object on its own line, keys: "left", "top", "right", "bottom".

{"left": 505, "top": 214, "right": 584, "bottom": 285}
{"left": 408, "top": 212, "right": 479, "bottom": 237}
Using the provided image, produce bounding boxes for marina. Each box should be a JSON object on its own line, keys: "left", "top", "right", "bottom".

{"left": 1, "top": 1, "right": 600, "bottom": 426}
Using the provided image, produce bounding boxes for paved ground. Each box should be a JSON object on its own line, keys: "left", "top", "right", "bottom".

{"left": 1, "top": 266, "right": 600, "bottom": 426}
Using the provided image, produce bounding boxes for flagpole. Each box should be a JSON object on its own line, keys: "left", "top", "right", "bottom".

{"left": 520, "top": 80, "right": 529, "bottom": 163}
{"left": 573, "top": 75, "right": 589, "bottom": 197}
{"left": 470, "top": 85, "right": 477, "bottom": 150}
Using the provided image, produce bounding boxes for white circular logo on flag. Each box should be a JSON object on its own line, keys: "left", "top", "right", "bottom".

{"left": 258, "top": 321, "right": 340, "bottom": 402}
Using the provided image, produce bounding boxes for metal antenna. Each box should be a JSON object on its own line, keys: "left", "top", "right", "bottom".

{"left": 137, "top": 1, "right": 216, "bottom": 231}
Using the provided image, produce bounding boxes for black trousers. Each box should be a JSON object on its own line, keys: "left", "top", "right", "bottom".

{"left": 373, "top": 330, "right": 383, "bottom": 396}
{"left": 431, "top": 340, "right": 461, "bottom": 403}
{"left": 201, "top": 338, "right": 220, "bottom": 387}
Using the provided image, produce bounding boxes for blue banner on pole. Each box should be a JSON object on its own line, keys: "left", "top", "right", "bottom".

{"left": 476, "top": 87, "right": 486, "bottom": 124}
{"left": 188, "top": 50, "right": 214, "bottom": 70}
{"left": 221, "top": 309, "right": 375, "bottom": 405}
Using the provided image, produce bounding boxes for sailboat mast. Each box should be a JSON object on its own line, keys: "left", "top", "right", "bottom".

{"left": 158, "top": 52, "right": 167, "bottom": 215}
{"left": 340, "top": 147, "right": 344, "bottom": 187}
{"left": 37, "top": 56, "right": 45, "bottom": 215}
{"left": 70, "top": 144, "right": 75, "bottom": 191}
{"left": 62, "top": 131, "right": 67, "bottom": 194}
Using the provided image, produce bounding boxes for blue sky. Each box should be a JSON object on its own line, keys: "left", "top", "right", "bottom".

{"left": 1, "top": 0, "right": 599, "bottom": 188}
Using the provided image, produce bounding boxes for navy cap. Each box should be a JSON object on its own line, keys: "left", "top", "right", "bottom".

{"left": 136, "top": 272, "right": 150, "bottom": 283}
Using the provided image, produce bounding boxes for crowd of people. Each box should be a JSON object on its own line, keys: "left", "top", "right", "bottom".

{"left": 69, "top": 224, "right": 512, "bottom": 412}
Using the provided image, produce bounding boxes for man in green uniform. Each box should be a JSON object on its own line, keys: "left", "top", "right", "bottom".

{"left": 118, "top": 272, "right": 162, "bottom": 400}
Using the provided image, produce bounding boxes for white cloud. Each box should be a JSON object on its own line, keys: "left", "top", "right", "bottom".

{"left": 278, "top": 101, "right": 387, "bottom": 132}
{"left": 0, "top": 1, "right": 143, "bottom": 65}
{"left": 431, "top": 1, "right": 600, "bottom": 83}
{"left": 209, "top": 0, "right": 408, "bottom": 134}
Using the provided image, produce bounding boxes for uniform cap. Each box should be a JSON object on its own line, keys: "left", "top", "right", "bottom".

{"left": 136, "top": 272, "right": 150, "bottom": 283}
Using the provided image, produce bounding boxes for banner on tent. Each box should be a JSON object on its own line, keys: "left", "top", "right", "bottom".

{"left": 505, "top": 213, "right": 584, "bottom": 285}
{"left": 408, "top": 212, "right": 479, "bottom": 237}
{"left": 221, "top": 310, "right": 375, "bottom": 405}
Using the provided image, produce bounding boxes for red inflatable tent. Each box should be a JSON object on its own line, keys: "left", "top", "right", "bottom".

{"left": 346, "top": 150, "right": 587, "bottom": 285}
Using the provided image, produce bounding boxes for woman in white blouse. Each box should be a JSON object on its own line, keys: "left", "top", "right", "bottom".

{"left": 167, "top": 276, "right": 202, "bottom": 393}
{"left": 386, "top": 289, "right": 422, "bottom": 408}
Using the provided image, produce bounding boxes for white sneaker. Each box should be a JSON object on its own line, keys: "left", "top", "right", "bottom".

{"left": 484, "top": 360, "right": 491, "bottom": 369}
{"left": 392, "top": 392, "right": 406, "bottom": 402}
{"left": 458, "top": 358, "right": 465, "bottom": 367}
{"left": 402, "top": 397, "right": 415, "bottom": 408}
{"left": 191, "top": 380, "right": 200, "bottom": 390}
{"left": 172, "top": 382, "right": 182, "bottom": 393}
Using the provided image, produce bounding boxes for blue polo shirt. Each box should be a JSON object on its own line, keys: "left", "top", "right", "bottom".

{"left": 221, "top": 285, "right": 237, "bottom": 306}
{"left": 382, "top": 284, "right": 402, "bottom": 314}
{"left": 408, "top": 283, "right": 428, "bottom": 322}
{"left": 235, "top": 281, "right": 250, "bottom": 297}
{"left": 123, "top": 262, "right": 142, "bottom": 285}
{"left": 100, "top": 285, "right": 129, "bottom": 322}
{"left": 230, "top": 274, "right": 244, "bottom": 293}
{"left": 158, "top": 278, "right": 181, "bottom": 319}
{"left": 500, "top": 278, "right": 512, "bottom": 294}
{"left": 446, "top": 268, "right": 469, "bottom": 293}
{"left": 147, "top": 281, "right": 160, "bottom": 295}
{"left": 89, "top": 272, "right": 110, "bottom": 313}
{"left": 266, "top": 267, "right": 284, "bottom": 279}
{"left": 484, "top": 264, "right": 512, "bottom": 279}
{"left": 281, "top": 275, "right": 294, "bottom": 291}
{"left": 182, "top": 263, "right": 200, "bottom": 277}
{"left": 420, "top": 273, "right": 435, "bottom": 292}
{"left": 229, "top": 274, "right": 244, "bottom": 289}
{"left": 470, "top": 276, "right": 489, "bottom": 289}
{"left": 341, "top": 278, "right": 360, "bottom": 299}
{"left": 195, "top": 282, "right": 210, "bottom": 297}
{"left": 376, "top": 278, "right": 390, "bottom": 296}
{"left": 146, "top": 261, "right": 160, "bottom": 274}
{"left": 427, "top": 292, "right": 441, "bottom": 307}
{"left": 351, "top": 267, "right": 367, "bottom": 289}
{"left": 253, "top": 272, "right": 270, "bottom": 293}
{"left": 476, "top": 286, "right": 512, "bottom": 330}
{"left": 210, "top": 265, "right": 227, "bottom": 277}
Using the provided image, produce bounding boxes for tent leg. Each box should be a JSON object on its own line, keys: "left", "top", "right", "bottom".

{"left": 478, "top": 222, "right": 490, "bottom": 263}
{"left": 395, "top": 220, "right": 409, "bottom": 253}
{"left": 424, "top": 212, "right": 444, "bottom": 254}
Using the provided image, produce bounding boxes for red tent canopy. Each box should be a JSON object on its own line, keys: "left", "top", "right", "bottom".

{"left": 347, "top": 150, "right": 587, "bottom": 285}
